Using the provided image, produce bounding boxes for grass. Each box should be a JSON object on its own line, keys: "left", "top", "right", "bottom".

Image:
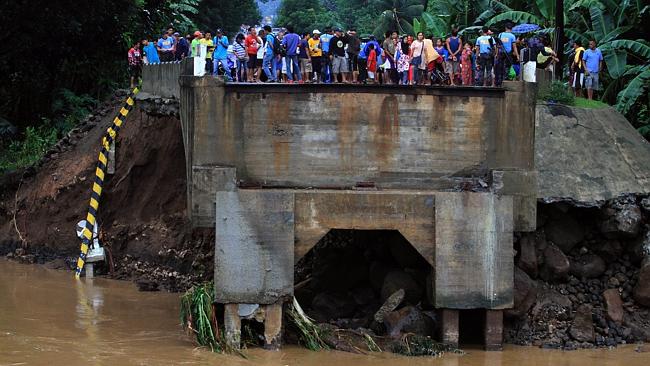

{"left": 574, "top": 97, "right": 609, "bottom": 109}
{"left": 0, "top": 125, "right": 58, "bottom": 172}
{"left": 288, "top": 297, "right": 329, "bottom": 351}
{"left": 391, "top": 335, "right": 465, "bottom": 357}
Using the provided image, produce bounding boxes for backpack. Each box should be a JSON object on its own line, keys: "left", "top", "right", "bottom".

{"left": 273, "top": 35, "right": 285, "bottom": 56}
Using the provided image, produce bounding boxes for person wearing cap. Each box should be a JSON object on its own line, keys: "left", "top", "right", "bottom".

{"left": 213, "top": 29, "right": 231, "bottom": 80}
{"left": 308, "top": 30, "right": 322, "bottom": 82}
{"left": 475, "top": 26, "right": 495, "bottom": 86}
{"left": 494, "top": 23, "right": 518, "bottom": 87}
{"left": 191, "top": 31, "right": 203, "bottom": 57}
{"left": 174, "top": 32, "right": 190, "bottom": 60}
{"left": 320, "top": 28, "right": 334, "bottom": 83}
{"left": 329, "top": 27, "right": 350, "bottom": 83}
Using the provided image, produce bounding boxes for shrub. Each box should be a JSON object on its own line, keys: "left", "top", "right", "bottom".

{"left": 539, "top": 81, "right": 575, "bottom": 106}
{"left": 0, "top": 124, "right": 58, "bottom": 172}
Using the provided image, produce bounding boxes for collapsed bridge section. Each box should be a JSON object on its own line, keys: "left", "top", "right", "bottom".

{"left": 168, "top": 66, "right": 537, "bottom": 350}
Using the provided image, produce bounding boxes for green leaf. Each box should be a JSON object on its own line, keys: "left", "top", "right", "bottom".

{"left": 536, "top": 0, "right": 554, "bottom": 21}
{"left": 413, "top": 18, "right": 422, "bottom": 34}
{"left": 422, "top": 12, "right": 447, "bottom": 37}
{"left": 568, "top": 0, "right": 605, "bottom": 12}
{"left": 609, "top": 39, "right": 650, "bottom": 59}
{"left": 603, "top": 48, "right": 627, "bottom": 78}
{"left": 486, "top": 11, "right": 543, "bottom": 26}
{"left": 599, "top": 26, "right": 632, "bottom": 43}
{"left": 616, "top": 68, "right": 650, "bottom": 116}
{"left": 564, "top": 28, "right": 590, "bottom": 46}
{"left": 589, "top": 6, "right": 613, "bottom": 41}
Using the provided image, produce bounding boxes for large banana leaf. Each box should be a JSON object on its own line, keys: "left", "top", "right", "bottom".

{"left": 422, "top": 12, "right": 448, "bottom": 37}
{"left": 600, "top": 26, "right": 633, "bottom": 43}
{"left": 564, "top": 28, "right": 590, "bottom": 46}
{"left": 589, "top": 6, "right": 613, "bottom": 40}
{"left": 609, "top": 39, "right": 650, "bottom": 59}
{"left": 485, "top": 11, "right": 543, "bottom": 26}
{"left": 603, "top": 48, "right": 627, "bottom": 78}
{"left": 615, "top": 67, "right": 650, "bottom": 116}
{"left": 535, "top": 0, "right": 555, "bottom": 20}
{"left": 568, "top": 0, "right": 605, "bottom": 12}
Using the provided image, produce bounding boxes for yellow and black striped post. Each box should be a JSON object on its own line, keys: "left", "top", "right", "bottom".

{"left": 74, "top": 87, "right": 139, "bottom": 278}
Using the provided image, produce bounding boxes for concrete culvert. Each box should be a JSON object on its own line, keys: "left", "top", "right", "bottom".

{"left": 293, "top": 229, "right": 435, "bottom": 340}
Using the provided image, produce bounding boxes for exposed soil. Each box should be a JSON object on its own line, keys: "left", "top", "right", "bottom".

{"left": 0, "top": 91, "right": 213, "bottom": 291}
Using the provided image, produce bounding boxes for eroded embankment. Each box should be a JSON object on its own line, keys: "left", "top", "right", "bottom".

{"left": 0, "top": 91, "right": 213, "bottom": 291}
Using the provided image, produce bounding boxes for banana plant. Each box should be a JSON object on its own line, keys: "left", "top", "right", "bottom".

{"left": 373, "top": 0, "right": 426, "bottom": 37}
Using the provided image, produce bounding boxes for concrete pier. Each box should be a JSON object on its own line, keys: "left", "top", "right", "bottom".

{"left": 141, "top": 59, "right": 538, "bottom": 349}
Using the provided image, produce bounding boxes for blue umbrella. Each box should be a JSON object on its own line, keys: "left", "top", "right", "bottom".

{"left": 512, "top": 24, "right": 540, "bottom": 34}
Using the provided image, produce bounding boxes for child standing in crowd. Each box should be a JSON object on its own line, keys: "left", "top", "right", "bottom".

{"left": 367, "top": 44, "right": 377, "bottom": 83}
{"left": 434, "top": 38, "right": 450, "bottom": 83}
{"left": 245, "top": 27, "right": 261, "bottom": 82}
{"left": 461, "top": 43, "right": 473, "bottom": 86}
{"left": 396, "top": 39, "right": 410, "bottom": 85}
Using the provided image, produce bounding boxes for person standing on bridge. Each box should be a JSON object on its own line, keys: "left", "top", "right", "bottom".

{"left": 299, "top": 33, "right": 312, "bottom": 83}
{"left": 141, "top": 39, "right": 160, "bottom": 65}
{"left": 213, "top": 29, "right": 231, "bottom": 81}
{"left": 446, "top": 28, "right": 462, "bottom": 85}
{"left": 245, "top": 27, "right": 262, "bottom": 82}
{"left": 475, "top": 26, "right": 495, "bottom": 87}
{"left": 308, "top": 30, "right": 322, "bottom": 82}
{"left": 494, "top": 23, "right": 518, "bottom": 87}
{"left": 319, "top": 28, "right": 334, "bottom": 83}
{"left": 282, "top": 26, "right": 302, "bottom": 83}
{"left": 174, "top": 32, "right": 190, "bottom": 60}
{"left": 157, "top": 32, "right": 175, "bottom": 62}
{"left": 262, "top": 25, "right": 277, "bottom": 82}
{"left": 329, "top": 27, "right": 350, "bottom": 83}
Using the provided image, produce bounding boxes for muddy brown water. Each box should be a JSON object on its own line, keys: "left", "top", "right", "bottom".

{"left": 1, "top": 259, "right": 648, "bottom": 366}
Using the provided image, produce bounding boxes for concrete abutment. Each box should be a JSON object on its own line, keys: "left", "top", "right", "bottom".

{"left": 141, "top": 60, "right": 538, "bottom": 350}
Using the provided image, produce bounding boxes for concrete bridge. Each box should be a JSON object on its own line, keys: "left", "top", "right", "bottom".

{"left": 140, "top": 60, "right": 538, "bottom": 350}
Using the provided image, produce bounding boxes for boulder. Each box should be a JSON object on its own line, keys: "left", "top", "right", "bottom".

{"left": 633, "top": 263, "right": 650, "bottom": 307}
{"left": 506, "top": 267, "right": 538, "bottom": 319}
{"left": 383, "top": 306, "right": 435, "bottom": 338}
{"left": 517, "top": 235, "right": 538, "bottom": 278}
{"left": 380, "top": 270, "right": 423, "bottom": 304}
{"left": 602, "top": 289, "right": 624, "bottom": 323}
{"left": 374, "top": 289, "right": 405, "bottom": 323}
{"left": 628, "top": 231, "right": 650, "bottom": 265}
{"left": 570, "top": 253, "right": 606, "bottom": 279}
{"left": 311, "top": 292, "right": 357, "bottom": 321}
{"left": 540, "top": 243, "right": 570, "bottom": 282}
{"left": 544, "top": 212, "right": 584, "bottom": 254}
{"left": 532, "top": 288, "right": 572, "bottom": 318}
{"left": 600, "top": 203, "right": 642, "bottom": 238}
{"left": 570, "top": 304, "right": 595, "bottom": 342}
{"left": 641, "top": 197, "right": 650, "bottom": 213}
{"left": 590, "top": 240, "right": 623, "bottom": 263}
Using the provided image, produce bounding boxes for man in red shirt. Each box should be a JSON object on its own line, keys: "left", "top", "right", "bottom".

{"left": 128, "top": 41, "right": 143, "bottom": 88}
{"left": 244, "top": 27, "right": 262, "bottom": 82}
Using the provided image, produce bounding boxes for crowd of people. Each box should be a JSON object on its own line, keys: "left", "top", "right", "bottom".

{"left": 125, "top": 24, "right": 604, "bottom": 99}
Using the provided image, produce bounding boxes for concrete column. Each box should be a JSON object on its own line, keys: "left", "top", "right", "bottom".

{"left": 484, "top": 309, "right": 503, "bottom": 351}
{"left": 223, "top": 304, "right": 241, "bottom": 350}
{"left": 440, "top": 309, "right": 459, "bottom": 348}
{"left": 263, "top": 303, "right": 283, "bottom": 350}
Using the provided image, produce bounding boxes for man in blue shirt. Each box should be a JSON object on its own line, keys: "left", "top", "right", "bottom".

{"left": 157, "top": 32, "right": 175, "bottom": 62}
{"left": 213, "top": 29, "right": 231, "bottom": 80}
{"left": 320, "top": 28, "right": 334, "bottom": 82}
{"left": 142, "top": 39, "right": 160, "bottom": 64}
{"left": 475, "top": 26, "right": 495, "bottom": 86}
{"left": 582, "top": 40, "right": 603, "bottom": 100}
{"left": 282, "top": 25, "right": 302, "bottom": 82}
{"left": 495, "top": 23, "right": 518, "bottom": 87}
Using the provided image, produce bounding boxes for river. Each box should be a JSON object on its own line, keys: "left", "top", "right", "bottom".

{"left": 1, "top": 259, "right": 648, "bottom": 365}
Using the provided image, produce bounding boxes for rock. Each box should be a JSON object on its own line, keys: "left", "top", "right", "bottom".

{"left": 540, "top": 243, "right": 570, "bottom": 282}
{"left": 380, "top": 270, "right": 422, "bottom": 304}
{"left": 600, "top": 203, "right": 642, "bottom": 238}
{"left": 383, "top": 306, "right": 435, "bottom": 338}
{"left": 506, "top": 267, "right": 538, "bottom": 319}
{"left": 517, "top": 235, "right": 538, "bottom": 278}
{"left": 351, "top": 287, "right": 376, "bottom": 306}
{"left": 374, "top": 289, "right": 405, "bottom": 323}
{"left": 641, "top": 197, "right": 650, "bottom": 213}
{"left": 14, "top": 247, "right": 25, "bottom": 256}
{"left": 602, "top": 289, "right": 624, "bottom": 323}
{"left": 570, "top": 304, "right": 595, "bottom": 342}
{"left": 532, "top": 288, "right": 572, "bottom": 318}
{"left": 570, "top": 253, "right": 606, "bottom": 279}
{"left": 544, "top": 211, "right": 584, "bottom": 253}
{"left": 311, "top": 292, "right": 356, "bottom": 321}
{"left": 135, "top": 279, "right": 159, "bottom": 292}
{"left": 633, "top": 263, "right": 650, "bottom": 307}
{"left": 590, "top": 240, "right": 623, "bottom": 263}
{"left": 628, "top": 231, "right": 650, "bottom": 265}
{"left": 624, "top": 313, "right": 650, "bottom": 342}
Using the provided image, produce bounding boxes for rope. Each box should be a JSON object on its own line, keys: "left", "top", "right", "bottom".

{"left": 74, "top": 87, "right": 139, "bottom": 278}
